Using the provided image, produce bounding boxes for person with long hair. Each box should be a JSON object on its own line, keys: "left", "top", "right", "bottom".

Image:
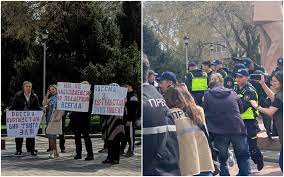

{"left": 164, "top": 87, "right": 214, "bottom": 176}
{"left": 250, "top": 71, "right": 283, "bottom": 171}
{"left": 43, "top": 84, "right": 64, "bottom": 159}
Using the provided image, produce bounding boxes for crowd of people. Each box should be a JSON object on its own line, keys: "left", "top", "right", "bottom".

{"left": 143, "top": 54, "right": 283, "bottom": 176}
{"left": 6, "top": 80, "right": 139, "bottom": 165}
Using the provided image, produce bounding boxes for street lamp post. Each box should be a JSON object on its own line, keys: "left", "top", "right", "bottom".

{"left": 42, "top": 31, "right": 49, "bottom": 98}
{"left": 210, "top": 44, "right": 215, "bottom": 60}
{"left": 184, "top": 36, "right": 189, "bottom": 74}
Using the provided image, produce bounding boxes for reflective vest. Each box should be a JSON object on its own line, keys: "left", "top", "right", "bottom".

{"left": 190, "top": 72, "right": 208, "bottom": 91}
{"left": 237, "top": 87, "right": 259, "bottom": 120}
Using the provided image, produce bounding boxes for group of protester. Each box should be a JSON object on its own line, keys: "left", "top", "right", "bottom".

{"left": 7, "top": 80, "right": 139, "bottom": 165}
{"left": 143, "top": 54, "right": 283, "bottom": 176}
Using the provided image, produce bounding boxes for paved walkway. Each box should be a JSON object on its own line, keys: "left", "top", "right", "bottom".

{"left": 227, "top": 118, "right": 283, "bottom": 176}
{"left": 1, "top": 136, "right": 141, "bottom": 176}
{"left": 229, "top": 161, "right": 282, "bottom": 176}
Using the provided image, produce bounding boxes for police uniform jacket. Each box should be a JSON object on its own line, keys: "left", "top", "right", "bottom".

{"left": 143, "top": 83, "right": 180, "bottom": 176}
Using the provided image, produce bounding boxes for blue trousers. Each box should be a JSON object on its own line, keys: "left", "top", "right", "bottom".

{"left": 214, "top": 134, "right": 251, "bottom": 176}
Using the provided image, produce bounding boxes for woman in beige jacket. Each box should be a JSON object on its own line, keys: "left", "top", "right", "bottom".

{"left": 164, "top": 87, "right": 214, "bottom": 176}
{"left": 43, "top": 85, "right": 64, "bottom": 159}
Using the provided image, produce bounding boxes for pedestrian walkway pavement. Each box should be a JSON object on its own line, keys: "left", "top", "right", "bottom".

{"left": 229, "top": 161, "right": 282, "bottom": 176}
{"left": 227, "top": 118, "right": 282, "bottom": 176}
{"left": 1, "top": 136, "right": 141, "bottom": 176}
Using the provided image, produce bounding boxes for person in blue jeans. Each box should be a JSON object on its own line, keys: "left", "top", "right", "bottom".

{"left": 203, "top": 73, "right": 251, "bottom": 176}
{"left": 214, "top": 134, "right": 251, "bottom": 176}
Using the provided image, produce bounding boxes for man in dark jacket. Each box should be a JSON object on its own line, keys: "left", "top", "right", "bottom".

{"left": 9, "top": 81, "right": 42, "bottom": 156}
{"left": 69, "top": 81, "right": 94, "bottom": 161}
{"left": 143, "top": 54, "right": 180, "bottom": 176}
{"left": 121, "top": 82, "right": 138, "bottom": 157}
{"left": 203, "top": 74, "right": 250, "bottom": 176}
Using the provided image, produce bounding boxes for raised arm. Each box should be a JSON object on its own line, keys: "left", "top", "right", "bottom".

{"left": 259, "top": 75, "right": 275, "bottom": 101}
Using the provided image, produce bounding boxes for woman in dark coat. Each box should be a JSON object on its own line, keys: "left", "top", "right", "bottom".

{"left": 102, "top": 83, "right": 125, "bottom": 164}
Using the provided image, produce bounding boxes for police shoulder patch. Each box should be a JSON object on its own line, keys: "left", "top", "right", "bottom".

{"left": 243, "top": 94, "right": 250, "bottom": 101}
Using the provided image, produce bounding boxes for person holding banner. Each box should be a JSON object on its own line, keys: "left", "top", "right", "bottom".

{"left": 121, "top": 82, "right": 138, "bottom": 157}
{"left": 9, "top": 81, "right": 42, "bottom": 156}
{"left": 69, "top": 81, "right": 94, "bottom": 161}
{"left": 102, "top": 83, "right": 125, "bottom": 165}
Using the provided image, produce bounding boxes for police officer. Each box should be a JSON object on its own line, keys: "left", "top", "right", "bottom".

{"left": 143, "top": 55, "right": 180, "bottom": 175}
{"left": 234, "top": 68, "right": 264, "bottom": 171}
{"left": 243, "top": 57, "right": 265, "bottom": 75}
{"left": 271, "top": 57, "right": 283, "bottom": 76}
{"left": 185, "top": 62, "right": 208, "bottom": 106}
{"left": 121, "top": 82, "right": 138, "bottom": 157}
{"left": 211, "top": 59, "right": 228, "bottom": 79}
{"left": 224, "top": 63, "right": 246, "bottom": 89}
{"left": 158, "top": 71, "right": 177, "bottom": 94}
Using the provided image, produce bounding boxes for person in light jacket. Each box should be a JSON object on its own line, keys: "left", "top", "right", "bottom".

{"left": 164, "top": 87, "right": 214, "bottom": 176}
{"left": 42, "top": 84, "right": 64, "bottom": 159}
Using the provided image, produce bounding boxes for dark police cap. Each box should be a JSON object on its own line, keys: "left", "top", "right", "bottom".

{"left": 211, "top": 59, "right": 223, "bottom": 66}
{"left": 235, "top": 68, "right": 249, "bottom": 77}
{"left": 158, "top": 71, "right": 177, "bottom": 82}
{"left": 188, "top": 62, "right": 197, "bottom": 67}
{"left": 243, "top": 57, "right": 253, "bottom": 67}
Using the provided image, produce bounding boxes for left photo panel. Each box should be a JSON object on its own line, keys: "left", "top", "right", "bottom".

{"left": 1, "top": 1, "right": 141, "bottom": 176}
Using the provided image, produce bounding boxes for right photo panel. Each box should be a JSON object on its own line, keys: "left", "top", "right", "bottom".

{"left": 143, "top": 1, "right": 283, "bottom": 176}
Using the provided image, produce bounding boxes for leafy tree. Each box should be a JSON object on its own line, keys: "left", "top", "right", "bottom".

{"left": 1, "top": 1, "right": 141, "bottom": 106}
{"left": 143, "top": 1, "right": 261, "bottom": 66}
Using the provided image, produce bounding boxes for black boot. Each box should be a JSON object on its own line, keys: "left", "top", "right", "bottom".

{"left": 74, "top": 154, "right": 82, "bottom": 160}
{"left": 85, "top": 154, "right": 94, "bottom": 161}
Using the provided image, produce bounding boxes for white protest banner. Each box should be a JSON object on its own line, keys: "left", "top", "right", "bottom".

{"left": 6, "top": 111, "right": 43, "bottom": 138}
{"left": 92, "top": 85, "right": 128, "bottom": 116}
{"left": 57, "top": 82, "right": 91, "bottom": 112}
